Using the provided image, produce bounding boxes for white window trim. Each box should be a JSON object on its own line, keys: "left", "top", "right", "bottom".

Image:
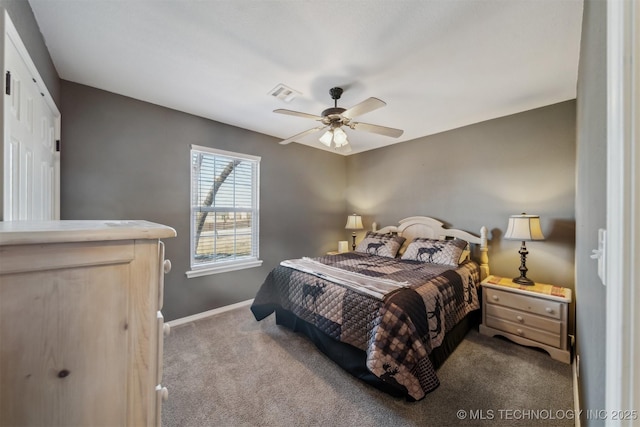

{"left": 187, "top": 144, "right": 262, "bottom": 278}
{"left": 186, "top": 259, "right": 263, "bottom": 278}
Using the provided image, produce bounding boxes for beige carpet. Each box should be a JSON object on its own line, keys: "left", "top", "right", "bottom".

{"left": 162, "top": 307, "right": 574, "bottom": 427}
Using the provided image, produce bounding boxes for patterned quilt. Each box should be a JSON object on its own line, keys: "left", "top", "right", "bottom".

{"left": 251, "top": 252, "right": 481, "bottom": 401}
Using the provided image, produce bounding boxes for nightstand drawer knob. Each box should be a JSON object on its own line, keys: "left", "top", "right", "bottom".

{"left": 492, "top": 295, "right": 499, "bottom": 301}
{"left": 516, "top": 315, "right": 524, "bottom": 322}
{"left": 545, "top": 307, "right": 554, "bottom": 314}
{"left": 516, "top": 328, "right": 524, "bottom": 335}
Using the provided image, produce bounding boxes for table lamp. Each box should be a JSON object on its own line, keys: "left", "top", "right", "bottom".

{"left": 504, "top": 213, "right": 545, "bottom": 285}
{"left": 345, "top": 214, "right": 363, "bottom": 251}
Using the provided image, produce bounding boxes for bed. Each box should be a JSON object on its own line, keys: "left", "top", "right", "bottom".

{"left": 251, "top": 216, "right": 489, "bottom": 401}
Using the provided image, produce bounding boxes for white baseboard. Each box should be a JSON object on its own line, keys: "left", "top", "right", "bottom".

{"left": 167, "top": 299, "right": 254, "bottom": 328}
{"left": 573, "top": 353, "right": 581, "bottom": 427}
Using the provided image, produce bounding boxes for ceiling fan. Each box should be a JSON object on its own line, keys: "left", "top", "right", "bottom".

{"left": 274, "top": 87, "right": 404, "bottom": 152}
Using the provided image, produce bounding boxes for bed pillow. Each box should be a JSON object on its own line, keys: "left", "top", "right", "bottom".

{"left": 458, "top": 247, "right": 471, "bottom": 264}
{"left": 401, "top": 237, "right": 468, "bottom": 266}
{"left": 354, "top": 232, "right": 406, "bottom": 258}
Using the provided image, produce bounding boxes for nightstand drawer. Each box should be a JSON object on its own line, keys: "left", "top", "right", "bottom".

{"left": 486, "top": 315, "right": 561, "bottom": 348}
{"left": 485, "top": 288, "right": 562, "bottom": 320}
{"left": 485, "top": 304, "right": 561, "bottom": 334}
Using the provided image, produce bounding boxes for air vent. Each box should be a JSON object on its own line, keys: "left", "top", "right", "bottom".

{"left": 268, "top": 84, "right": 300, "bottom": 103}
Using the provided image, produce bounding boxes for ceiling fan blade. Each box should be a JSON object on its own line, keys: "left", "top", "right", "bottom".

{"left": 278, "top": 126, "right": 327, "bottom": 145}
{"left": 351, "top": 122, "right": 404, "bottom": 138}
{"left": 341, "top": 97, "right": 386, "bottom": 119}
{"left": 274, "top": 109, "right": 324, "bottom": 121}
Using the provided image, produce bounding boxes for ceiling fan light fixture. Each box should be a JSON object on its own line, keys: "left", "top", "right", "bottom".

{"left": 275, "top": 87, "right": 404, "bottom": 150}
{"left": 319, "top": 130, "right": 333, "bottom": 147}
{"left": 333, "top": 127, "right": 348, "bottom": 146}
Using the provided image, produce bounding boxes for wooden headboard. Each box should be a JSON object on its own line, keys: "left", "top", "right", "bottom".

{"left": 375, "top": 216, "right": 490, "bottom": 279}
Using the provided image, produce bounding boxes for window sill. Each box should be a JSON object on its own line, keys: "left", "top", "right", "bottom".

{"left": 186, "top": 259, "right": 263, "bottom": 278}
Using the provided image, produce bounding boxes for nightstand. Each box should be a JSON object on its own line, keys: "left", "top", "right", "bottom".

{"left": 479, "top": 275, "right": 572, "bottom": 364}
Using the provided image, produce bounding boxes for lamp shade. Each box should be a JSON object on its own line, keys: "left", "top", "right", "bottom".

{"left": 504, "top": 214, "right": 545, "bottom": 241}
{"left": 345, "top": 214, "right": 363, "bottom": 230}
{"left": 333, "top": 127, "right": 348, "bottom": 147}
{"left": 319, "top": 130, "right": 333, "bottom": 147}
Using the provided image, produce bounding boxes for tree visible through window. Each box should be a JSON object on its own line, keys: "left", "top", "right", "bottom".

{"left": 189, "top": 145, "right": 261, "bottom": 276}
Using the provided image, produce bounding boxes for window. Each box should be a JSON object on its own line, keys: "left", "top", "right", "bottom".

{"left": 187, "top": 145, "right": 262, "bottom": 277}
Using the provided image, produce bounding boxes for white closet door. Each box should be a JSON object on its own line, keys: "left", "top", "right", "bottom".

{"left": 3, "top": 14, "right": 59, "bottom": 221}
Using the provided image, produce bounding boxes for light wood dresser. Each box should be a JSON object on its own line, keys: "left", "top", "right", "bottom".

{"left": 0, "top": 220, "right": 176, "bottom": 426}
{"left": 479, "top": 275, "right": 572, "bottom": 364}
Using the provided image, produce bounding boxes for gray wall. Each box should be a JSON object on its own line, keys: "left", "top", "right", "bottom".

{"left": 347, "top": 101, "right": 576, "bottom": 315}
{"left": 575, "top": 0, "right": 607, "bottom": 423}
{"left": 60, "top": 81, "right": 348, "bottom": 321}
{"left": 60, "top": 80, "right": 577, "bottom": 324}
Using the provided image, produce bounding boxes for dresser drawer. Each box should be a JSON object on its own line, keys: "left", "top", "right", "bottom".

{"left": 485, "top": 304, "right": 561, "bottom": 334}
{"left": 486, "top": 315, "right": 561, "bottom": 348}
{"left": 485, "top": 288, "right": 562, "bottom": 319}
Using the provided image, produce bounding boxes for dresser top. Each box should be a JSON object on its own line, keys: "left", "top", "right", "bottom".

{"left": 481, "top": 275, "right": 572, "bottom": 303}
{"left": 0, "top": 220, "right": 176, "bottom": 245}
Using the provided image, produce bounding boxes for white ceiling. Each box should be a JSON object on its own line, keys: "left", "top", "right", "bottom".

{"left": 28, "top": 0, "right": 584, "bottom": 155}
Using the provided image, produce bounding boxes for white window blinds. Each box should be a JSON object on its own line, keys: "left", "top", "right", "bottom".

{"left": 188, "top": 145, "right": 261, "bottom": 276}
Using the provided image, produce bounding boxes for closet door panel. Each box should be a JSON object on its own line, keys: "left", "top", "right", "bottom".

{"left": 3, "top": 12, "right": 60, "bottom": 221}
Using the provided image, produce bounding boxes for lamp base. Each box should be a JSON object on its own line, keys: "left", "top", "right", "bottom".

{"left": 512, "top": 276, "right": 535, "bottom": 286}
{"left": 512, "top": 240, "right": 535, "bottom": 286}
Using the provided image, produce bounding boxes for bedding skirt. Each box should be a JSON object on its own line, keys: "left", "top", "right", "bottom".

{"left": 270, "top": 306, "right": 479, "bottom": 398}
